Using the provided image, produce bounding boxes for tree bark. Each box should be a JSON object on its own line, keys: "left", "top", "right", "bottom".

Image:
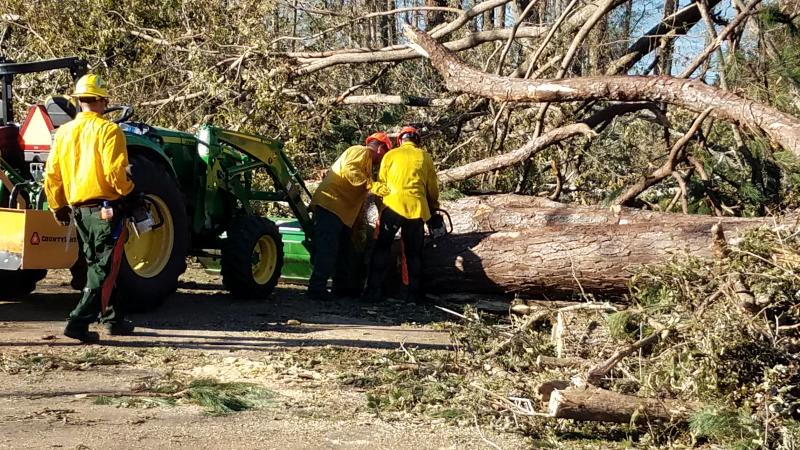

{"left": 441, "top": 193, "right": 769, "bottom": 233}
{"left": 548, "top": 386, "right": 699, "bottom": 423}
{"left": 420, "top": 195, "right": 779, "bottom": 297}
{"left": 292, "top": 24, "right": 545, "bottom": 75}
{"left": 404, "top": 25, "right": 800, "bottom": 157}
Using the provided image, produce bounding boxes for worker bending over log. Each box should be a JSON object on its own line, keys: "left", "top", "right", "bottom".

{"left": 365, "top": 126, "right": 440, "bottom": 303}
{"left": 307, "top": 132, "right": 392, "bottom": 301}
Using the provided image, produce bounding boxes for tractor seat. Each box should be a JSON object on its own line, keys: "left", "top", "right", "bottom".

{"left": 44, "top": 95, "right": 77, "bottom": 128}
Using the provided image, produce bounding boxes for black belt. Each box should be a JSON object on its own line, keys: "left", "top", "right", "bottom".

{"left": 75, "top": 204, "right": 102, "bottom": 214}
{"left": 74, "top": 200, "right": 117, "bottom": 214}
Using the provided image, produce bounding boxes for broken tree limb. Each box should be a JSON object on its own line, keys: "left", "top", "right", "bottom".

{"left": 438, "top": 102, "right": 659, "bottom": 182}
{"left": 538, "top": 380, "right": 571, "bottom": 403}
{"left": 438, "top": 124, "right": 596, "bottom": 183}
{"left": 292, "top": 24, "right": 545, "bottom": 76}
{"left": 536, "top": 356, "right": 591, "bottom": 370}
{"left": 613, "top": 107, "right": 713, "bottom": 206}
{"left": 403, "top": 25, "right": 800, "bottom": 157}
{"left": 606, "top": 0, "right": 725, "bottom": 75}
{"left": 547, "top": 386, "right": 700, "bottom": 423}
{"left": 586, "top": 327, "right": 670, "bottom": 381}
{"left": 336, "top": 94, "right": 453, "bottom": 107}
{"left": 484, "top": 309, "right": 551, "bottom": 358}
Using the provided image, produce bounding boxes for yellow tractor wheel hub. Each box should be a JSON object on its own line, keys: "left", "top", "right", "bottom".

{"left": 124, "top": 195, "right": 174, "bottom": 278}
{"left": 251, "top": 235, "right": 277, "bottom": 284}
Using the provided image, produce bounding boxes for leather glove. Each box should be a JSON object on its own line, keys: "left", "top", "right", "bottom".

{"left": 53, "top": 206, "right": 72, "bottom": 226}
{"left": 426, "top": 214, "right": 446, "bottom": 239}
{"left": 122, "top": 192, "right": 147, "bottom": 215}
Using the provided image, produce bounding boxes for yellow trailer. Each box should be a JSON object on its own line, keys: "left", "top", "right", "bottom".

{"left": 0, "top": 207, "right": 78, "bottom": 271}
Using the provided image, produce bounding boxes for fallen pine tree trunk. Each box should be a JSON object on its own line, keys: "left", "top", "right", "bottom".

{"left": 547, "top": 386, "right": 700, "bottom": 423}
{"left": 416, "top": 195, "right": 789, "bottom": 297}
{"left": 443, "top": 194, "right": 771, "bottom": 233}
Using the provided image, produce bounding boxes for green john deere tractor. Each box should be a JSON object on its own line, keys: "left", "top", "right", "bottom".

{"left": 0, "top": 57, "right": 314, "bottom": 310}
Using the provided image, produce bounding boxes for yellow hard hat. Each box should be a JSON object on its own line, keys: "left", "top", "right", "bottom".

{"left": 72, "top": 74, "right": 109, "bottom": 99}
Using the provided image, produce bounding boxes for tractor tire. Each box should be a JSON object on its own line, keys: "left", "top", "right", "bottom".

{"left": 118, "top": 154, "right": 188, "bottom": 312}
{"left": 222, "top": 216, "right": 284, "bottom": 299}
{"left": 0, "top": 269, "right": 47, "bottom": 298}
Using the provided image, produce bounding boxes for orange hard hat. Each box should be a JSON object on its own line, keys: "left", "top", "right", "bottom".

{"left": 366, "top": 131, "right": 393, "bottom": 151}
{"left": 396, "top": 126, "right": 419, "bottom": 146}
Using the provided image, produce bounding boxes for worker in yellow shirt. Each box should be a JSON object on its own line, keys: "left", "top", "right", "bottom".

{"left": 364, "top": 126, "right": 440, "bottom": 303}
{"left": 44, "top": 74, "right": 135, "bottom": 343}
{"left": 308, "top": 132, "right": 392, "bottom": 300}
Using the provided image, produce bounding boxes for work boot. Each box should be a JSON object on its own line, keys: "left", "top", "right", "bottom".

{"left": 63, "top": 324, "right": 100, "bottom": 344}
{"left": 104, "top": 320, "right": 135, "bottom": 336}
{"left": 306, "top": 288, "right": 335, "bottom": 302}
{"left": 407, "top": 291, "right": 432, "bottom": 305}
{"left": 360, "top": 289, "right": 384, "bottom": 304}
{"left": 332, "top": 287, "right": 361, "bottom": 300}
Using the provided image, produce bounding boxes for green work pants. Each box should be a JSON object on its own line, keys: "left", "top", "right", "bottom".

{"left": 66, "top": 207, "right": 125, "bottom": 329}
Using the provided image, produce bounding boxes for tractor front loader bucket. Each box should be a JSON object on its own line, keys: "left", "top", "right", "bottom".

{"left": 0, "top": 208, "right": 77, "bottom": 270}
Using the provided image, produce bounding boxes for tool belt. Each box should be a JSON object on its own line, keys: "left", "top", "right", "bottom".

{"left": 72, "top": 199, "right": 119, "bottom": 215}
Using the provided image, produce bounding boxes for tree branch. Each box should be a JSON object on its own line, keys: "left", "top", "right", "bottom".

{"left": 437, "top": 124, "right": 596, "bottom": 183}
{"left": 606, "top": 0, "right": 725, "bottom": 75}
{"left": 403, "top": 25, "right": 800, "bottom": 157}
{"left": 613, "top": 108, "right": 713, "bottom": 206}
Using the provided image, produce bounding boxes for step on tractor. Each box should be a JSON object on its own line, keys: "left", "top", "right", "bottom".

{"left": 0, "top": 57, "right": 314, "bottom": 310}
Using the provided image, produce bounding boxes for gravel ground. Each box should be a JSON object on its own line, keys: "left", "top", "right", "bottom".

{"left": 0, "top": 266, "right": 531, "bottom": 449}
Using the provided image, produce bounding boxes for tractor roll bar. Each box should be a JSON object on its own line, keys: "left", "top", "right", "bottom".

{"left": 0, "top": 56, "right": 87, "bottom": 125}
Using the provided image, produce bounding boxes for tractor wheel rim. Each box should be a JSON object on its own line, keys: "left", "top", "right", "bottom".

{"left": 252, "top": 235, "right": 277, "bottom": 285}
{"left": 123, "top": 195, "right": 174, "bottom": 278}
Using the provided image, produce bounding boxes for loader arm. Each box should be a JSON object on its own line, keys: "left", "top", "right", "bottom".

{"left": 196, "top": 126, "right": 314, "bottom": 247}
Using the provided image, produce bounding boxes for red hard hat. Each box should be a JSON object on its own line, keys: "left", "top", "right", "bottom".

{"left": 365, "top": 132, "right": 393, "bottom": 152}
{"left": 396, "top": 126, "right": 419, "bottom": 146}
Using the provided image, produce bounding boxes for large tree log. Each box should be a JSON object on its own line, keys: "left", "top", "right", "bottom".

{"left": 404, "top": 25, "right": 800, "bottom": 157}
{"left": 421, "top": 195, "right": 780, "bottom": 297}
{"left": 442, "top": 194, "right": 770, "bottom": 233}
{"left": 548, "top": 386, "right": 699, "bottom": 423}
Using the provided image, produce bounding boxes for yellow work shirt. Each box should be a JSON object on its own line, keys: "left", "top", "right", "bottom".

{"left": 311, "top": 145, "right": 373, "bottom": 227}
{"left": 44, "top": 111, "right": 134, "bottom": 210}
{"left": 371, "top": 141, "right": 439, "bottom": 221}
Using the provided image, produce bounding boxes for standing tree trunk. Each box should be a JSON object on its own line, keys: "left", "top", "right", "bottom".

{"left": 483, "top": 0, "right": 495, "bottom": 30}
{"left": 657, "top": 0, "right": 677, "bottom": 76}
{"left": 385, "top": 0, "right": 395, "bottom": 45}
{"left": 495, "top": 2, "right": 506, "bottom": 28}
{"left": 426, "top": 0, "right": 448, "bottom": 28}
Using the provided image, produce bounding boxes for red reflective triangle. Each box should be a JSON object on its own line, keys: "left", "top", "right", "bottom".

{"left": 19, "top": 105, "right": 54, "bottom": 151}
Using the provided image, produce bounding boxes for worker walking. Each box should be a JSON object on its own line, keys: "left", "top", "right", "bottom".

{"left": 44, "top": 74, "right": 135, "bottom": 343}
{"left": 308, "top": 132, "right": 392, "bottom": 300}
{"left": 364, "top": 126, "right": 440, "bottom": 303}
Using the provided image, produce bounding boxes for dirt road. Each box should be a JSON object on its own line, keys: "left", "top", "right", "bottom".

{"left": 0, "top": 267, "right": 529, "bottom": 449}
